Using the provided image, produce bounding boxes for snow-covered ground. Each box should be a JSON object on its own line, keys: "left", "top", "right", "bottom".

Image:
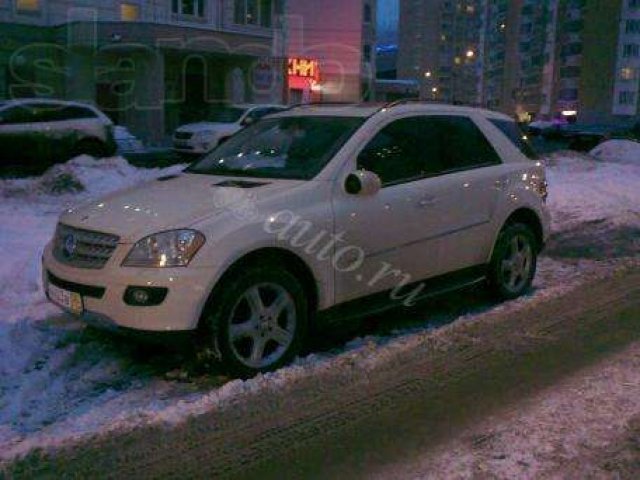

{"left": 591, "top": 139, "right": 640, "bottom": 165}
{"left": 1, "top": 152, "right": 639, "bottom": 462}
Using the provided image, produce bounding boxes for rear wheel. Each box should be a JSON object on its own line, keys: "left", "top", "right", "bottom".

{"left": 488, "top": 223, "right": 538, "bottom": 300}
{"left": 204, "top": 264, "right": 309, "bottom": 378}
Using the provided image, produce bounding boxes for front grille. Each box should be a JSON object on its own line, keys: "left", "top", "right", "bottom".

{"left": 53, "top": 224, "right": 120, "bottom": 269}
{"left": 174, "top": 131, "right": 193, "bottom": 140}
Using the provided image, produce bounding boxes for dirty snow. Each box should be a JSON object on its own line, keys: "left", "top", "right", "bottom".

{"left": 0, "top": 152, "right": 639, "bottom": 462}
{"left": 373, "top": 340, "right": 640, "bottom": 479}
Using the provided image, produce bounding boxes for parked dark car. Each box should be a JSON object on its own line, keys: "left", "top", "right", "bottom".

{"left": 540, "top": 123, "right": 638, "bottom": 152}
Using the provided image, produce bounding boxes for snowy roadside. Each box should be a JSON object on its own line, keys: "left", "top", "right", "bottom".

{"left": 1, "top": 148, "right": 639, "bottom": 463}
{"left": 372, "top": 339, "right": 640, "bottom": 479}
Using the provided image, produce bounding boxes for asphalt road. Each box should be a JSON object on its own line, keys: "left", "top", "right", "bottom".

{"left": 5, "top": 266, "right": 639, "bottom": 479}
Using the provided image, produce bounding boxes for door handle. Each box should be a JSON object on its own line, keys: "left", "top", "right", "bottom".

{"left": 418, "top": 195, "right": 437, "bottom": 208}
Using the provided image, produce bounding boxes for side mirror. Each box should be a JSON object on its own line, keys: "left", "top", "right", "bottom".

{"left": 345, "top": 170, "right": 382, "bottom": 196}
{"left": 241, "top": 116, "right": 255, "bottom": 127}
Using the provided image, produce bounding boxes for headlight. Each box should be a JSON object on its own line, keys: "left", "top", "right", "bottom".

{"left": 123, "top": 230, "right": 205, "bottom": 268}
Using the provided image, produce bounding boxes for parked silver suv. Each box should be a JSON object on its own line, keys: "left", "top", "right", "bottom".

{"left": 43, "top": 102, "right": 550, "bottom": 377}
{"left": 0, "top": 99, "right": 116, "bottom": 165}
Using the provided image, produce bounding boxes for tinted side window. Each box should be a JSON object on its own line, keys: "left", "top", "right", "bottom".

{"left": 0, "top": 106, "right": 33, "bottom": 124}
{"left": 433, "top": 116, "right": 502, "bottom": 170}
{"left": 61, "top": 106, "right": 99, "bottom": 120}
{"left": 358, "top": 117, "right": 439, "bottom": 185}
{"left": 490, "top": 118, "right": 539, "bottom": 159}
{"left": 28, "top": 103, "right": 66, "bottom": 123}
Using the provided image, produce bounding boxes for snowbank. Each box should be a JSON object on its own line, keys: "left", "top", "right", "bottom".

{"left": 545, "top": 153, "right": 640, "bottom": 231}
{"left": 590, "top": 139, "right": 640, "bottom": 164}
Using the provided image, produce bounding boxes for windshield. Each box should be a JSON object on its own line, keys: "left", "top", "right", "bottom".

{"left": 209, "top": 107, "right": 247, "bottom": 123}
{"left": 186, "top": 116, "right": 365, "bottom": 180}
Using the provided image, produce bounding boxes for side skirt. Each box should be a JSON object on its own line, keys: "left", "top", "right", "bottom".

{"left": 317, "top": 265, "right": 488, "bottom": 326}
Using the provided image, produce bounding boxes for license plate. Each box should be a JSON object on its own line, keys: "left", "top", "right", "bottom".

{"left": 174, "top": 141, "right": 189, "bottom": 148}
{"left": 48, "top": 283, "right": 84, "bottom": 315}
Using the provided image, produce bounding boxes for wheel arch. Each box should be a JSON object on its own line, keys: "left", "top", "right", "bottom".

{"left": 500, "top": 208, "right": 545, "bottom": 253}
{"left": 197, "top": 247, "right": 319, "bottom": 330}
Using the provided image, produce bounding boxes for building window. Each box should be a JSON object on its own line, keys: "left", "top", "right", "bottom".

{"left": 172, "top": 0, "right": 205, "bottom": 18}
{"left": 626, "top": 19, "right": 640, "bottom": 34}
{"left": 623, "top": 44, "right": 640, "bottom": 58}
{"left": 121, "top": 3, "right": 140, "bottom": 21}
{"left": 16, "top": 0, "right": 40, "bottom": 13}
{"left": 619, "top": 91, "right": 636, "bottom": 105}
{"left": 234, "top": 0, "right": 273, "bottom": 27}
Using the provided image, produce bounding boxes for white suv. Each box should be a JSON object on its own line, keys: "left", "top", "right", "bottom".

{"left": 43, "top": 103, "right": 550, "bottom": 377}
{"left": 172, "top": 104, "right": 287, "bottom": 156}
{"left": 0, "top": 99, "right": 116, "bottom": 164}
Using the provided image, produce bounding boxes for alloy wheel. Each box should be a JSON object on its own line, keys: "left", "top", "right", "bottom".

{"left": 227, "top": 283, "right": 297, "bottom": 369}
{"left": 500, "top": 234, "right": 534, "bottom": 294}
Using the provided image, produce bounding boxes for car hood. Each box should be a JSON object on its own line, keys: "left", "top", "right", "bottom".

{"left": 176, "top": 122, "right": 239, "bottom": 135}
{"left": 59, "top": 173, "right": 306, "bottom": 243}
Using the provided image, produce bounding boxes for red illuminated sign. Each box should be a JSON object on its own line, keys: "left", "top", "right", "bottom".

{"left": 288, "top": 58, "right": 319, "bottom": 79}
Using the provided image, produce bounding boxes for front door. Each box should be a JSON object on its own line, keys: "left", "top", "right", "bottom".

{"left": 332, "top": 115, "right": 443, "bottom": 305}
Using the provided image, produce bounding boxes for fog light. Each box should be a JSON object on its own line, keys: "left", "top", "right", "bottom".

{"left": 132, "top": 289, "right": 150, "bottom": 304}
{"left": 124, "top": 286, "right": 168, "bottom": 307}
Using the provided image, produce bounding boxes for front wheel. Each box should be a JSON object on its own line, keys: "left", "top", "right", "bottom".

{"left": 204, "top": 264, "right": 309, "bottom": 378}
{"left": 488, "top": 223, "right": 538, "bottom": 300}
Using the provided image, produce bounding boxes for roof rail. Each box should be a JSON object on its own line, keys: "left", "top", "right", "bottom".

{"left": 286, "top": 101, "right": 358, "bottom": 110}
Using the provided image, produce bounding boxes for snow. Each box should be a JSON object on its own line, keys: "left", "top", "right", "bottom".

{"left": 114, "top": 126, "right": 145, "bottom": 154}
{"left": 373, "top": 340, "right": 640, "bottom": 479}
{"left": 0, "top": 152, "right": 639, "bottom": 463}
{"left": 590, "top": 139, "right": 640, "bottom": 165}
{"left": 545, "top": 151, "right": 640, "bottom": 231}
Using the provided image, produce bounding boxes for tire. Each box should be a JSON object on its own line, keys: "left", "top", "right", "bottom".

{"left": 488, "top": 223, "right": 538, "bottom": 300}
{"left": 73, "top": 139, "right": 108, "bottom": 159}
{"left": 203, "top": 263, "right": 309, "bottom": 378}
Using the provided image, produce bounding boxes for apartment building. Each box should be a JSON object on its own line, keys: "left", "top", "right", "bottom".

{"left": 610, "top": 0, "right": 640, "bottom": 122}
{"left": 286, "top": 0, "right": 376, "bottom": 103}
{"left": 397, "top": 0, "right": 484, "bottom": 105}
{"left": 0, "top": 0, "right": 287, "bottom": 142}
{"left": 544, "top": 0, "right": 640, "bottom": 125}
{"left": 398, "top": 0, "right": 639, "bottom": 125}
{"left": 481, "top": 0, "right": 554, "bottom": 121}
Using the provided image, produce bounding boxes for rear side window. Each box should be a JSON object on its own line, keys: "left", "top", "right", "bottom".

{"left": 60, "top": 106, "right": 99, "bottom": 120}
{"left": 490, "top": 119, "right": 539, "bottom": 159}
{"left": 431, "top": 116, "right": 503, "bottom": 171}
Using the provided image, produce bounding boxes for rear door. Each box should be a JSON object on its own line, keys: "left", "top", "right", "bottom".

{"left": 419, "top": 115, "right": 505, "bottom": 273}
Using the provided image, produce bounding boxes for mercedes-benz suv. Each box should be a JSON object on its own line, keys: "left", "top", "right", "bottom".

{"left": 43, "top": 102, "right": 550, "bottom": 378}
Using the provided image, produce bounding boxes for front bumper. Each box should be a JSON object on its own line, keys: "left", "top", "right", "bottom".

{"left": 42, "top": 242, "right": 215, "bottom": 333}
